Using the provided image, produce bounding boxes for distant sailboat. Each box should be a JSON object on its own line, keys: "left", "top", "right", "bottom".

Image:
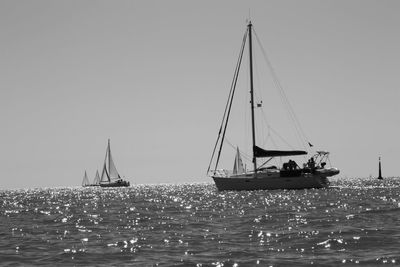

{"left": 232, "top": 147, "right": 245, "bottom": 175}
{"left": 82, "top": 170, "right": 101, "bottom": 187}
{"left": 82, "top": 170, "right": 90, "bottom": 187}
{"left": 93, "top": 170, "right": 101, "bottom": 185}
{"left": 100, "top": 139, "right": 130, "bottom": 187}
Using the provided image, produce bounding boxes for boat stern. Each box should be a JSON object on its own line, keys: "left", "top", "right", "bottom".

{"left": 315, "top": 167, "right": 340, "bottom": 177}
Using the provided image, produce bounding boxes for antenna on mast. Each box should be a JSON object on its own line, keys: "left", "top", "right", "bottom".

{"left": 245, "top": 9, "right": 252, "bottom": 25}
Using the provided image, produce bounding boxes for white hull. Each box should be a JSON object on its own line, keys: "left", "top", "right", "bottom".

{"left": 212, "top": 168, "right": 339, "bottom": 191}
{"left": 207, "top": 23, "right": 340, "bottom": 192}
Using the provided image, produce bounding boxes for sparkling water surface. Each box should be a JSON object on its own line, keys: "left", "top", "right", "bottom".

{"left": 1, "top": 178, "right": 400, "bottom": 266}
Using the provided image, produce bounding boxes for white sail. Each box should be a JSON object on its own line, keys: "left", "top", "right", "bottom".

{"left": 107, "top": 141, "right": 120, "bottom": 180}
{"left": 233, "top": 147, "right": 245, "bottom": 175}
{"left": 82, "top": 170, "right": 90, "bottom": 186}
{"left": 100, "top": 139, "right": 121, "bottom": 183}
{"left": 100, "top": 161, "right": 110, "bottom": 182}
{"left": 98, "top": 139, "right": 130, "bottom": 187}
{"left": 93, "top": 170, "right": 100, "bottom": 185}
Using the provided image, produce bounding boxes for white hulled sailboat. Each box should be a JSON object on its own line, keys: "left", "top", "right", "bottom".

{"left": 207, "top": 21, "right": 339, "bottom": 191}
{"left": 100, "top": 139, "right": 130, "bottom": 187}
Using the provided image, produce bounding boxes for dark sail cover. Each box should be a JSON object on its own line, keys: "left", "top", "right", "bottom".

{"left": 253, "top": 146, "right": 307, "bottom": 158}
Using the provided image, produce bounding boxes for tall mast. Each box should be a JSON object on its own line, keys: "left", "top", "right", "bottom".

{"left": 248, "top": 22, "right": 257, "bottom": 173}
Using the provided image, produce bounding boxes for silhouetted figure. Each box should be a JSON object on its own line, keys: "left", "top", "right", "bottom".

{"left": 283, "top": 162, "right": 288, "bottom": 170}
{"left": 291, "top": 160, "right": 298, "bottom": 170}
{"left": 308, "top": 157, "right": 315, "bottom": 169}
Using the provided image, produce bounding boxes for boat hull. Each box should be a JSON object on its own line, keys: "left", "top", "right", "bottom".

{"left": 100, "top": 180, "right": 130, "bottom": 188}
{"left": 83, "top": 184, "right": 100, "bottom": 187}
{"left": 212, "top": 173, "right": 330, "bottom": 191}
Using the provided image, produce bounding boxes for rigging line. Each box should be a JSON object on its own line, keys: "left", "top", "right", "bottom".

{"left": 207, "top": 28, "right": 248, "bottom": 174}
{"left": 253, "top": 30, "right": 310, "bottom": 150}
{"left": 253, "top": 50, "right": 269, "bottom": 145}
{"left": 214, "top": 29, "right": 248, "bottom": 173}
{"left": 206, "top": 86, "right": 236, "bottom": 174}
{"left": 206, "top": 30, "right": 247, "bottom": 174}
{"left": 274, "top": 76, "right": 308, "bottom": 150}
{"left": 259, "top": 107, "right": 295, "bottom": 150}
{"left": 268, "top": 127, "right": 279, "bottom": 151}
{"left": 263, "top": 35, "right": 308, "bottom": 148}
{"left": 263, "top": 128, "right": 272, "bottom": 147}
{"left": 268, "top": 123, "right": 295, "bottom": 150}
{"left": 225, "top": 138, "right": 253, "bottom": 163}
{"left": 252, "top": 29, "right": 301, "bottom": 141}
{"left": 258, "top": 126, "right": 282, "bottom": 168}
{"left": 257, "top": 157, "right": 274, "bottom": 170}
{"left": 257, "top": 45, "right": 307, "bottom": 149}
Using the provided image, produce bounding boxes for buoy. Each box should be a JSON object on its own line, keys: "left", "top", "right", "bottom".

{"left": 377, "top": 157, "right": 383, "bottom": 180}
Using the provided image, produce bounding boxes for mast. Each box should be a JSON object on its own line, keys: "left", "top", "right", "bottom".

{"left": 248, "top": 21, "right": 257, "bottom": 173}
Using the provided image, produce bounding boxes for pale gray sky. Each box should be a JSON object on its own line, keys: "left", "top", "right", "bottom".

{"left": 1, "top": 0, "right": 399, "bottom": 189}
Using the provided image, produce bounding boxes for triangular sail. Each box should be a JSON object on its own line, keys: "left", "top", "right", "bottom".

{"left": 82, "top": 170, "right": 90, "bottom": 186}
{"left": 108, "top": 141, "right": 120, "bottom": 180}
{"left": 93, "top": 170, "right": 100, "bottom": 185}
{"left": 100, "top": 139, "right": 121, "bottom": 183}
{"left": 100, "top": 161, "right": 110, "bottom": 182}
{"left": 233, "top": 147, "right": 245, "bottom": 175}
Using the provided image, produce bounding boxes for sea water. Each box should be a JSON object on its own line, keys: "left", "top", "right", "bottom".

{"left": 1, "top": 178, "right": 400, "bottom": 266}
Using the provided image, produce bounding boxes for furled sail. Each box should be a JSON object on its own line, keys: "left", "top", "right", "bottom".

{"left": 253, "top": 146, "right": 307, "bottom": 158}
{"left": 233, "top": 147, "right": 245, "bottom": 175}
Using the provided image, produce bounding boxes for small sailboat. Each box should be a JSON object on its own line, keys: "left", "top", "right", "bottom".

{"left": 100, "top": 139, "right": 130, "bottom": 187}
{"left": 82, "top": 170, "right": 90, "bottom": 187}
{"left": 207, "top": 21, "right": 340, "bottom": 191}
{"left": 233, "top": 147, "right": 245, "bottom": 175}
{"left": 93, "top": 170, "right": 101, "bottom": 185}
{"left": 82, "top": 170, "right": 101, "bottom": 187}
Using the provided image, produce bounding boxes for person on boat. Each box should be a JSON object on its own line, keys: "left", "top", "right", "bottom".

{"left": 283, "top": 162, "right": 288, "bottom": 170}
{"left": 308, "top": 157, "right": 316, "bottom": 169}
{"left": 288, "top": 159, "right": 298, "bottom": 170}
{"left": 283, "top": 160, "right": 298, "bottom": 171}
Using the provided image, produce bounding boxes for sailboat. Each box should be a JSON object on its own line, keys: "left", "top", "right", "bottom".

{"left": 233, "top": 147, "right": 245, "bottom": 175}
{"left": 82, "top": 170, "right": 101, "bottom": 187}
{"left": 99, "top": 139, "right": 130, "bottom": 187}
{"left": 82, "top": 170, "right": 90, "bottom": 187}
{"left": 207, "top": 21, "right": 340, "bottom": 191}
{"left": 93, "top": 170, "right": 101, "bottom": 185}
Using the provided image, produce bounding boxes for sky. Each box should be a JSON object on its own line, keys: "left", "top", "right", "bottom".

{"left": 1, "top": 0, "right": 399, "bottom": 189}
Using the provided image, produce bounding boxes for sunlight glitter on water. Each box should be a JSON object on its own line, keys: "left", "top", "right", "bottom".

{"left": 1, "top": 178, "right": 400, "bottom": 265}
